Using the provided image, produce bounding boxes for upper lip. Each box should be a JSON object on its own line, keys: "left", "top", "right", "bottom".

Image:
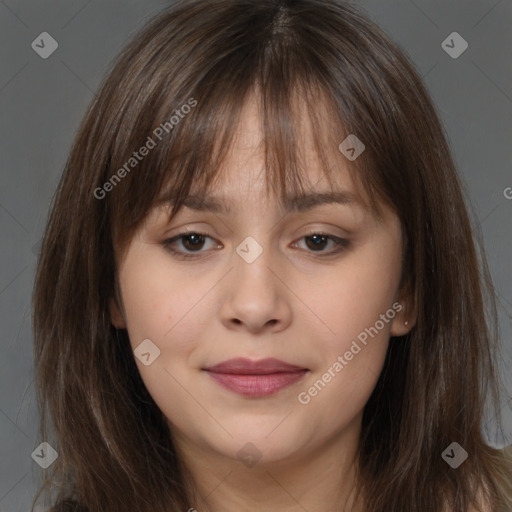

{"left": 204, "top": 357, "right": 307, "bottom": 375}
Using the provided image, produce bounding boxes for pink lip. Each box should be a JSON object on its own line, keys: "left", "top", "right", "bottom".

{"left": 203, "top": 358, "right": 308, "bottom": 397}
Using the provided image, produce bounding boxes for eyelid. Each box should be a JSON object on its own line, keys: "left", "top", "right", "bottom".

{"left": 161, "top": 229, "right": 351, "bottom": 260}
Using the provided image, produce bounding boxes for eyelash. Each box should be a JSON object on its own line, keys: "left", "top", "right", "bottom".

{"left": 161, "top": 231, "right": 350, "bottom": 260}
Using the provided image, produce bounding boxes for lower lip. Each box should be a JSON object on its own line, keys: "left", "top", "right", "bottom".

{"left": 205, "top": 370, "right": 308, "bottom": 397}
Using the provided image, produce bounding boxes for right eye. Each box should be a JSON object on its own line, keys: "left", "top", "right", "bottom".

{"left": 161, "top": 232, "right": 221, "bottom": 259}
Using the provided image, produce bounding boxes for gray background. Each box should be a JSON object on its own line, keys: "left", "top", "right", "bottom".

{"left": 0, "top": 0, "right": 511, "bottom": 510}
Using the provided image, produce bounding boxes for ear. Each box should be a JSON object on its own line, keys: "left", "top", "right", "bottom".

{"left": 109, "top": 297, "right": 127, "bottom": 329}
{"left": 390, "top": 286, "right": 417, "bottom": 337}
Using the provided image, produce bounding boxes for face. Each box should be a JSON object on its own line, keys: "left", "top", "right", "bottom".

{"left": 110, "top": 96, "right": 413, "bottom": 468}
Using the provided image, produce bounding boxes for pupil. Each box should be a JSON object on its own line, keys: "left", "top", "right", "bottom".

{"left": 307, "top": 234, "right": 327, "bottom": 251}
{"left": 184, "top": 234, "right": 204, "bottom": 250}
{"left": 182, "top": 234, "right": 328, "bottom": 252}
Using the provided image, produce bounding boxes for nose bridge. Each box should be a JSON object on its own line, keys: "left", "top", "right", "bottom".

{"left": 231, "top": 191, "right": 280, "bottom": 268}
{"left": 219, "top": 229, "right": 290, "bottom": 332}
{"left": 232, "top": 231, "right": 277, "bottom": 292}
{"left": 228, "top": 192, "right": 289, "bottom": 291}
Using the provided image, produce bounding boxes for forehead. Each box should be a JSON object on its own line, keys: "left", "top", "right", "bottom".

{"left": 159, "top": 190, "right": 362, "bottom": 217}
{"left": 156, "top": 92, "right": 368, "bottom": 214}
{"left": 222, "top": 92, "right": 344, "bottom": 171}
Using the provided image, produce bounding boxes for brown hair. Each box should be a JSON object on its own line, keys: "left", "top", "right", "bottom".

{"left": 31, "top": 1, "right": 512, "bottom": 511}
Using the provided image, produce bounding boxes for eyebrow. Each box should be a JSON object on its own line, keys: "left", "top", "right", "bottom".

{"left": 162, "top": 191, "right": 359, "bottom": 214}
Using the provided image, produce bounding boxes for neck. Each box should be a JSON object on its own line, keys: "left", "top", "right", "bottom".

{"left": 173, "top": 415, "right": 365, "bottom": 512}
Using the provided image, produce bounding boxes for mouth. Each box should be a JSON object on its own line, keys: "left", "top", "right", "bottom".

{"left": 203, "top": 357, "right": 309, "bottom": 397}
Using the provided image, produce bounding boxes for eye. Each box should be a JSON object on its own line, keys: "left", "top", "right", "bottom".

{"left": 292, "top": 233, "right": 350, "bottom": 257}
{"left": 162, "top": 231, "right": 350, "bottom": 260}
{"left": 162, "top": 232, "right": 219, "bottom": 259}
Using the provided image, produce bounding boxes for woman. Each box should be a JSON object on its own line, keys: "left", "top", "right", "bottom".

{"left": 31, "top": 1, "right": 512, "bottom": 510}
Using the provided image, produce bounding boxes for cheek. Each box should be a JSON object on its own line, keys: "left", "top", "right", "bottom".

{"left": 118, "top": 253, "right": 215, "bottom": 376}
{"left": 118, "top": 260, "right": 209, "bottom": 424}
{"left": 296, "top": 273, "right": 395, "bottom": 421}
{"left": 302, "top": 253, "right": 400, "bottom": 354}
{"left": 297, "top": 255, "right": 401, "bottom": 419}
{"left": 121, "top": 280, "right": 169, "bottom": 345}
{"left": 119, "top": 250, "right": 192, "bottom": 341}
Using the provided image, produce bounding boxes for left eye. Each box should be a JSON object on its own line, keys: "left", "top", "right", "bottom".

{"left": 162, "top": 232, "right": 349, "bottom": 259}
{"left": 293, "top": 233, "right": 349, "bottom": 254}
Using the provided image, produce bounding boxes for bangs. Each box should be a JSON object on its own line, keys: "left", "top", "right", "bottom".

{"left": 148, "top": 81, "right": 380, "bottom": 222}
{"left": 109, "top": 79, "right": 383, "bottom": 254}
{"left": 104, "top": 4, "right": 392, "bottom": 252}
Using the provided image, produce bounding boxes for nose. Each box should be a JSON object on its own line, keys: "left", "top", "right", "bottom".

{"left": 218, "top": 237, "right": 292, "bottom": 335}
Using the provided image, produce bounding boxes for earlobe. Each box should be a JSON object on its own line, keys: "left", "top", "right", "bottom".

{"left": 109, "top": 297, "right": 127, "bottom": 329}
{"left": 390, "top": 316, "right": 415, "bottom": 336}
{"left": 390, "top": 290, "right": 417, "bottom": 336}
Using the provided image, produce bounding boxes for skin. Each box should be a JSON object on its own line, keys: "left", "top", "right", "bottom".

{"left": 110, "top": 95, "right": 415, "bottom": 512}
